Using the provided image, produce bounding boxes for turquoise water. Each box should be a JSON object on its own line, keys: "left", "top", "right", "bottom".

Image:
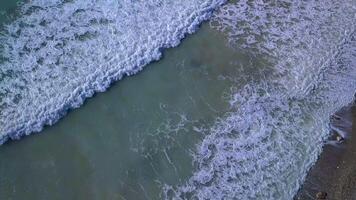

{"left": 0, "top": 1, "right": 355, "bottom": 199}
{"left": 0, "top": 0, "right": 20, "bottom": 23}
{"left": 0, "top": 22, "right": 259, "bottom": 199}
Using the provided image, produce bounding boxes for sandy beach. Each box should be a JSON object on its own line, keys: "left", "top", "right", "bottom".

{"left": 296, "top": 101, "right": 356, "bottom": 200}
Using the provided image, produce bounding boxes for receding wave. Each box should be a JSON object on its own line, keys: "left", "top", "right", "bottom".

{"left": 0, "top": 0, "right": 226, "bottom": 144}
{"left": 165, "top": 0, "right": 356, "bottom": 199}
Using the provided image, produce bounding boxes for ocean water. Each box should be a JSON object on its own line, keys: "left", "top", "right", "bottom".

{"left": 0, "top": 0, "right": 226, "bottom": 143}
{"left": 0, "top": 23, "right": 242, "bottom": 199}
{"left": 166, "top": 1, "right": 356, "bottom": 199}
{"left": 0, "top": 0, "right": 356, "bottom": 200}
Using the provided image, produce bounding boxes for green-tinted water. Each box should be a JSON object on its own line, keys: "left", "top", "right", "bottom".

{"left": 0, "top": 0, "right": 21, "bottom": 26}
{"left": 1, "top": 1, "right": 356, "bottom": 199}
{"left": 0, "top": 20, "right": 260, "bottom": 199}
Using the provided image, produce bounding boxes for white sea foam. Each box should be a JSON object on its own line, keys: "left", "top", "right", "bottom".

{"left": 166, "top": 0, "right": 356, "bottom": 199}
{"left": 0, "top": 0, "right": 226, "bottom": 144}
{"left": 1, "top": 0, "right": 356, "bottom": 199}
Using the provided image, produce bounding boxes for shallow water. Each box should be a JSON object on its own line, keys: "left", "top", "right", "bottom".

{"left": 0, "top": 1, "right": 356, "bottom": 200}
{"left": 0, "top": 0, "right": 226, "bottom": 143}
{"left": 167, "top": 1, "right": 356, "bottom": 199}
{"left": 0, "top": 22, "right": 260, "bottom": 199}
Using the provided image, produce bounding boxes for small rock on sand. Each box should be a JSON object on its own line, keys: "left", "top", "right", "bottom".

{"left": 336, "top": 135, "right": 344, "bottom": 143}
{"left": 316, "top": 191, "right": 327, "bottom": 199}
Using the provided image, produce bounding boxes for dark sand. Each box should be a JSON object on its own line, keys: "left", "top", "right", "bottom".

{"left": 295, "top": 102, "right": 356, "bottom": 200}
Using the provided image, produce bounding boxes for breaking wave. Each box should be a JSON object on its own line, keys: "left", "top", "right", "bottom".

{"left": 1, "top": 0, "right": 356, "bottom": 199}
{"left": 0, "top": 0, "right": 226, "bottom": 144}
{"left": 165, "top": 0, "right": 356, "bottom": 199}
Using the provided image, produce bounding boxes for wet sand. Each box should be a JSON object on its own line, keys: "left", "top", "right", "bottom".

{"left": 296, "top": 101, "right": 356, "bottom": 200}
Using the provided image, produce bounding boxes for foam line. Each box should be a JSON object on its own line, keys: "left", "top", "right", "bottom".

{"left": 0, "top": 0, "right": 227, "bottom": 144}
{"left": 165, "top": 0, "right": 356, "bottom": 199}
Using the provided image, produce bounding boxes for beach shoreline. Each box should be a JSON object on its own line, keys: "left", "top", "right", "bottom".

{"left": 295, "top": 101, "right": 356, "bottom": 200}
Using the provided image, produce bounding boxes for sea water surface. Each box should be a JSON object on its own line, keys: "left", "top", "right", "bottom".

{"left": 0, "top": 0, "right": 356, "bottom": 200}
{"left": 0, "top": 22, "right": 242, "bottom": 199}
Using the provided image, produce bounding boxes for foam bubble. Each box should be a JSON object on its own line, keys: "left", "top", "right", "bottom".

{"left": 166, "top": 0, "right": 356, "bottom": 199}
{"left": 210, "top": 0, "right": 356, "bottom": 95}
{"left": 0, "top": 0, "right": 226, "bottom": 144}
